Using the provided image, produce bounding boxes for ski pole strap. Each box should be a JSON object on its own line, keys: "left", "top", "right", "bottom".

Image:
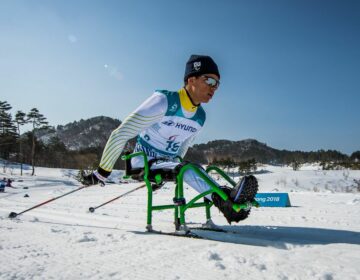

{"left": 124, "top": 153, "right": 177, "bottom": 183}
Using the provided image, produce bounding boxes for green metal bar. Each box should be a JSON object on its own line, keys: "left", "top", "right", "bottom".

{"left": 121, "top": 151, "right": 150, "bottom": 180}
{"left": 121, "top": 152, "right": 258, "bottom": 230}
{"left": 206, "top": 165, "right": 236, "bottom": 187}
{"left": 121, "top": 151, "right": 154, "bottom": 228}
{"left": 205, "top": 200, "right": 212, "bottom": 220}
{"left": 186, "top": 202, "right": 209, "bottom": 209}
{"left": 176, "top": 164, "right": 231, "bottom": 226}
{"left": 176, "top": 171, "right": 186, "bottom": 226}
{"left": 232, "top": 200, "right": 260, "bottom": 212}
{"left": 152, "top": 204, "right": 176, "bottom": 211}
{"left": 177, "top": 164, "right": 253, "bottom": 225}
{"left": 183, "top": 189, "right": 213, "bottom": 212}
{"left": 152, "top": 202, "right": 209, "bottom": 211}
{"left": 174, "top": 183, "right": 179, "bottom": 226}
{"left": 146, "top": 181, "right": 153, "bottom": 225}
{"left": 177, "top": 164, "right": 229, "bottom": 201}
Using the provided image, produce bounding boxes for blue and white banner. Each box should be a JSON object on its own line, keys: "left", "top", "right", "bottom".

{"left": 255, "top": 193, "right": 291, "bottom": 207}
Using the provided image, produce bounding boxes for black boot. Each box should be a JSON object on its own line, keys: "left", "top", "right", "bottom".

{"left": 230, "top": 175, "right": 259, "bottom": 204}
{"left": 212, "top": 186, "right": 251, "bottom": 224}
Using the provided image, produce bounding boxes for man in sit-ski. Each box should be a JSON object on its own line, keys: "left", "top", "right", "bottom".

{"left": 82, "top": 54, "right": 258, "bottom": 224}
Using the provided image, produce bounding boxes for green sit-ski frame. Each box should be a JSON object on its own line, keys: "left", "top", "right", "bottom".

{"left": 122, "top": 151, "right": 259, "bottom": 232}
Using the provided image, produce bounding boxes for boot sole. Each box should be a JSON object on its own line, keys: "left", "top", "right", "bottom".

{"left": 232, "top": 175, "right": 258, "bottom": 204}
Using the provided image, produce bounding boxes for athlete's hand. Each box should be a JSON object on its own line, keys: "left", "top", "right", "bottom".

{"left": 80, "top": 171, "right": 105, "bottom": 187}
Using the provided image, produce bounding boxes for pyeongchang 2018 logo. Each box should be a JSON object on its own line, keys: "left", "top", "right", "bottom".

{"left": 162, "top": 120, "right": 197, "bottom": 133}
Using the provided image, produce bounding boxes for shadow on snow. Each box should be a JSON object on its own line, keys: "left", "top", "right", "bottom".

{"left": 189, "top": 225, "right": 360, "bottom": 248}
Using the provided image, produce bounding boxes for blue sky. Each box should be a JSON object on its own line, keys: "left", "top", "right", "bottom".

{"left": 1, "top": 0, "right": 359, "bottom": 154}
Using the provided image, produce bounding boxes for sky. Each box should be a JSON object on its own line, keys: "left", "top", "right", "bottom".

{"left": 0, "top": 0, "right": 359, "bottom": 155}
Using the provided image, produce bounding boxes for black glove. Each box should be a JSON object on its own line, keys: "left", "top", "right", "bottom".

{"left": 80, "top": 171, "right": 105, "bottom": 187}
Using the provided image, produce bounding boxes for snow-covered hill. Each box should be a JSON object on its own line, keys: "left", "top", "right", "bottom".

{"left": 0, "top": 164, "right": 359, "bottom": 279}
{"left": 36, "top": 116, "right": 121, "bottom": 151}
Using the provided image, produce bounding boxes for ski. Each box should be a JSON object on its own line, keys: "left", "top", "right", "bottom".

{"left": 132, "top": 226, "right": 241, "bottom": 240}
{"left": 131, "top": 229, "right": 205, "bottom": 239}
{"left": 131, "top": 218, "right": 244, "bottom": 240}
{"left": 189, "top": 225, "right": 250, "bottom": 235}
{"left": 186, "top": 219, "right": 232, "bottom": 233}
{"left": 188, "top": 227, "right": 228, "bottom": 233}
{"left": 138, "top": 228, "right": 246, "bottom": 242}
{"left": 151, "top": 229, "right": 205, "bottom": 239}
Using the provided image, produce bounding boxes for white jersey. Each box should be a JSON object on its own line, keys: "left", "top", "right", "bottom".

{"left": 99, "top": 88, "right": 206, "bottom": 172}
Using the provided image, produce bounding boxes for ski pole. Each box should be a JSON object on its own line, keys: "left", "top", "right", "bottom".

{"left": 8, "top": 185, "right": 90, "bottom": 219}
{"left": 88, "top": 183, "right": 146, "bottom": 213}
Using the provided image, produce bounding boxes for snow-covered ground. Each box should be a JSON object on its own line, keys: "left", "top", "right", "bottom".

{"left": 0, "top": 163, "right": 360, "bottom": 280}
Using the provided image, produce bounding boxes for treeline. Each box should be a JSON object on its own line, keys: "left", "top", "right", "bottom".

{"left": 18, "top": 135, "right": 103, "bottom": 170}
{"left": 17, "top": 135, "right": 131, "bottom": 171}
{"left": 187, "top": 139, "right": 360, "bottom": 169}
{"left": 208, "top": 152, "right": 360, "bottom": 171}
{"left": 0, "top": 101, "right": 50, "bottom": 175}
{"left": 266, "top": 149, "right": 360, "bottom": 170}
{"left": 1, "top": 100, "right": 359, "bottom": 173}
{"left": 211, "top": 158, "right": 258, "bottom": 175}
{"left": 276, "top": 149, "right": 351, "bottom": 164}
{"left": 0, "top": 101, "right": 124, "bottom": 174}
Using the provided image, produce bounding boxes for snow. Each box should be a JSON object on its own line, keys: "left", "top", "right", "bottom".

{"left": 1, "top": 163, "right": 360, "bottom": 280}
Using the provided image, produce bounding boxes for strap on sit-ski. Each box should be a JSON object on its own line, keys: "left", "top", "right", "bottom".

{"left": 124, "top": 152, "right": 177, "bottom": 185}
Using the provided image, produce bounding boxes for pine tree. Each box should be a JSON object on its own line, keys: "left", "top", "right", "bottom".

{"left": 15, "top": 110, "right": 28, "bottom": 175}
{"left": 350, "top": 151, "right": 360, "bottom": 162}
{"left": 27, "top": 108, "right": 49, "bottom": 175}
{"left": 291, "top": 160, "right": 301, "bottom": 171}
{"left": 0, "top": 101, "right": 17, "bottom": 160}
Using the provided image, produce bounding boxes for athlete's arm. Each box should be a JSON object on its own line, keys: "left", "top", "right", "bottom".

{"left": 98, "top": 92, "right": 167, "bottom": 175}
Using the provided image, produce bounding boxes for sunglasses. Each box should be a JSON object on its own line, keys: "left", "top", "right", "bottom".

{"left": 201, "top": 75, "right": 220, "bottom": 88}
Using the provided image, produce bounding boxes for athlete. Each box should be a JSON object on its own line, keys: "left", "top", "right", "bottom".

{"left": 81, "top": 55, "right": 258, "bottom": 223}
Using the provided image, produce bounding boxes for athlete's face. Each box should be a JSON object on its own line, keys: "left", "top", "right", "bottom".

{"left": 186, "top": 73, "right": 220, "bottom": 104}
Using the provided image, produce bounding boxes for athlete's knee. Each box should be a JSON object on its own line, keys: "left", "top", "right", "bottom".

{"left": 174, "top": 161, "right": 204, "bottom": 175}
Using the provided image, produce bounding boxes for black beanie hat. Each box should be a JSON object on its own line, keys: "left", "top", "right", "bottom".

{"left": 184, "top": 54, "right": 220, "bottom": 82}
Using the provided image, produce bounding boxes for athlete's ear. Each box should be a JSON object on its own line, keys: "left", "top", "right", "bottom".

{"left": 187, "top": 76, "right": 196, "bottom": 85}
